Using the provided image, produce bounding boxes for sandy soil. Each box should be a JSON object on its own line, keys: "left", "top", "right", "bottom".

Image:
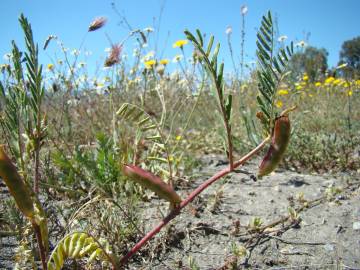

{"left": 1, "top": 155, "right": 360, "bottom": 270}
{"left": 131, "top": 155, "right": 360, "bottom": 270}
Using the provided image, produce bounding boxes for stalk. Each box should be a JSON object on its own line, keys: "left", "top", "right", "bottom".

{"left": 119, "top": 137, "right": 270, "bottom": 266}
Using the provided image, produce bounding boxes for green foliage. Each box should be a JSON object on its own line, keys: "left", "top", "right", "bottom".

{"left": 116, "top": 102, "right": 172, "bottom": 175}
{"left": 289, "top": 46, "right": 328, "bottom": 82}
{"left": 0, "top": 13, "right": 46, "bottom": 176}
{"left": 338, "top": 36, "right": 360, "bottom": 78}
{"left": 52, "top": 133, "right": 126, "bottom": 193}
{"left": 0, "top": 9, "right": 358, "bottom": 270}
{"left": 256, "top": 11, "right": 293, "bottom": 133}
{"left": 185, "top": 29, "right": 234, "bottom": 164}
{"left": 184, "top": 30, "right": 232, "bottom": 123}
{"left": 285, "top": 129, "right": 360, "bottom": 173}
{"left": 47, "top": 232, "right": 118, "bottom": 270}
{"left": 19, "top": 14, "right": 44, "bottom": 125}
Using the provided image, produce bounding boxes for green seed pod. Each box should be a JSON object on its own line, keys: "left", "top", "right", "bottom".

{"left": 258, "top": 115, "right": 291, "bottom": 177}
{"left": 122, "top": 164, "right": 182, "bottom": 206}
{"left": 0, "top": 145, "right": 35, "bottom": 218}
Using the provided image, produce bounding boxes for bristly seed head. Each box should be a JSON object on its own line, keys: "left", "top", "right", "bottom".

{"left": 104, "top": 44, "right": 122, "bottom": 67}
{"left": 88, "top": 17, "right": 107, "bottom": 32}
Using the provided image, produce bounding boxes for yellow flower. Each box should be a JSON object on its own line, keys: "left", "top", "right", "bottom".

{"left": 347, "top": 90, "right": 353, "bottom": 96}
{"left": 144, "top": 59, "right": 156, "bottom": 69}
{"left": 175, "top": 135, "right": 182, "bottom": 141}
{"left": 173, "top": 39, "right": 188, "bottom": 48}
{"left": 277, "top": 89, "right": 289, "bottom": 95}
{"left": 159, "top": 59, "right": 169, "bottom": 65}
{"left": 315, "top": 82, "right": 322, "bottom": 87}
{"left": 303, "top": 74, "right": 309, "bottom": 81}
{"left": 296, "top": 85, "right": 303, "bottom": 90}
{"left": 342, "top": 82, "right": 350, "bottom": 88}
{"left": 324, "top": 76, "right": 335, "bottom": 84}
{"left": 355, "top": 80, "right": 360, "bottom": 86}
{"left": 47, "top": 63, "right": 54, "bottom": 71}
{"left": 333, "top": 79, "right": 342, "bottom": 85}
{"left": 275, "top": 100, "right": 283, "bottom": 108}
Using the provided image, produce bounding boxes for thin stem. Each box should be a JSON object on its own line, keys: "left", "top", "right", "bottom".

{"left": 33, "top": 223, "right": 47, "bottom": 270}
{"left": 240, "top": 13, "right": 245, "bottom": 81}
{"left": 119, "top": 136, "right": 270, "bottom": 266}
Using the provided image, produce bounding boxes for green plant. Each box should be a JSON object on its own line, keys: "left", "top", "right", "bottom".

{"left": 0, "top": 146, "right": 48, "bottom": 269}
{"left": 116, "top": 11, "right": 295, "bottom": 266}
{"left": 185, "top": 29, "right": 235, "bottom": 169}
{"left": 0, "top": 11, "right": 300, "bottom": 269}
{"left": 47, "top": 232, "right": 119, "bottom": 270}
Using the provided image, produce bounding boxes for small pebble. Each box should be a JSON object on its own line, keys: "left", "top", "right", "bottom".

{"left": 353, "top": 222, "right": 360, "bottom": 231}
{"left": 324, "top": 243, "right": 334, "bottom": 252}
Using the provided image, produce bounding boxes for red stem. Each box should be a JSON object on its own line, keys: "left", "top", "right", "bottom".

{"left": 119, "top": 137, "right": 269, "bottom": 266}
{"left": 33, "top": 223, "right": 47, "bottom": 270}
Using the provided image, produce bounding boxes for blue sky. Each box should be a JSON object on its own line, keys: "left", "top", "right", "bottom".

{"left": 1, "top": 0, "right": 360, "bottom": 77}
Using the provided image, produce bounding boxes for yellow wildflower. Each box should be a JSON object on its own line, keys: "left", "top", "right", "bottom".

{"left": 175, "top": 135, "right": 182, "bottom": 141}
{"left": 275, "top": 100, "right": 283, "bottom": 108}
{"left": 173, "top": 39, "right": 188, "bottom": 48}
{"left": 333, "top": 79, "right": 342, "bottom": 85}
{"left": 324, "top": 76, "right": 335, "bottom": 84}
{"left": 159, "top": 59, "right": 170, "bottom": 65}
{"left": 303, "top": 74, "right": 309, "bottom": 81}
{"left": 355, "top": 80, "right": 360, "bottom": 86}
{"left": 277, "top": 89, "right": 289, "bottom": 95}
{"left": 315, "top": 82, "right": 322, "bottom": 87}
{"left": 144, "top": 59, "right": 156, "bottom": 69}
{"left": 296, "top": 85, "right": 303, "bottom": 90}
{"left": 47, "top": 63, "right": 54, "bottom": 71}
{"left": 347, "top": 90, "right": 353, "bottom": 96}
{"left": 342, "top": 82, "right": 350, "bottom": 88}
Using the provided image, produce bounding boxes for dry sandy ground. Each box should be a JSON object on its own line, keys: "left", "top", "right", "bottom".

{"left": 131, "top": 155, "right": 360, "bottom": 270}
{"left": 1, "top": 155, "right": 360, "bottom": 269}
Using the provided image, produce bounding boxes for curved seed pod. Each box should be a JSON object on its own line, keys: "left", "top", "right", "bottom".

{"left": 0, "top": 145, "right": 35, "bottom": 218}
{"left": 122, "top": 164, "right": 182, "bottom": 206}
{"left": 258, "top": 115, "right": 291, "bottom": 177}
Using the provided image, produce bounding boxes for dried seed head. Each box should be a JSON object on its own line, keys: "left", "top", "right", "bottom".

{"left": 104, "top": 44, "right": 122, "bottom": 67}
{"left": 88, "top": 17, "right": 107, "bottom": 32}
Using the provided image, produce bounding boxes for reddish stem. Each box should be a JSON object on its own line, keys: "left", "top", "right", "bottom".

{"left": 119, "top": 137, "right": 269, "bottom": 266}
{"left": 33, "top": 223, "right": 47, "bottom": 270}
